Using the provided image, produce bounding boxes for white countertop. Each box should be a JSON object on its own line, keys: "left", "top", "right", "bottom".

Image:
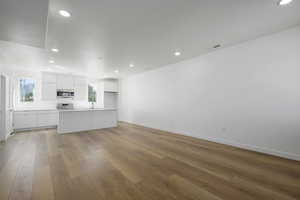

{"left": 14, "top": 108, "right": 117, "bottom": 112}
{"left": 14, "top": 109, "right": 58, "bottom": 112}
{"left": 58, "top": 108, "right": 117, "bottom": 112}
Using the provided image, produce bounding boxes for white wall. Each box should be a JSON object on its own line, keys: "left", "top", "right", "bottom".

{"left": 119, "top": 26, "right": 300, "bottom": 161}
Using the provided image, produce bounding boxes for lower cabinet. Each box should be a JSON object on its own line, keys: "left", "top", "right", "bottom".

{"left": 14, "top": 111, "right": 58, "bottom": 130}
{"left": 58, "top": 110, "right": 117, "bottom": 134}
{"left": 37, "top": 111, "right": 58, "bottom": 127}
{"left": 13, "top": 112, "right": 37, "bottom": 129}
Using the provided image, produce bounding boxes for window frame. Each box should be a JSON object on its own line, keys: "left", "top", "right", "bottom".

{"left": 88, "top": 83, "right": 97, "bottom": 103}
{"left": 18, "top": 77, "right": 36, "bottom": 104}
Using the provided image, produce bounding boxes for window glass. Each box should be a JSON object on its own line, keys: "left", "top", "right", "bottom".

{"left": 88, "top": 84, "right": 97, "bottom": 102}
{"left": 20, "top": 79, "right": 35, "bottom": 102}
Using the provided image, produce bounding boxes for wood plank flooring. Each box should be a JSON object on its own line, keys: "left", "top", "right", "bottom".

{"left": 1, "top": 122, "right": 300, "bottom": 200}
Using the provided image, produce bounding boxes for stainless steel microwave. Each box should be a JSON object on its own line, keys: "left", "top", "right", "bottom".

{"left": 57, "top": 89, "right": 74, "bottom": 99}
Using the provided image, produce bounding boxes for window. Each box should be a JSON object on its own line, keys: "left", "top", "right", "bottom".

{"left": 20, "top": 78, "right": 35, "bottom": 102}
{"left": 88, "top": 84, "right": 97, "bottom": 102}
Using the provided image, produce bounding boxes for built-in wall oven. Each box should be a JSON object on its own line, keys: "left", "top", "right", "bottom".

{"left": 57, "top": 103, "right": 74, "bottom": 110}
{"left": 57, "top": 89, "right": 74, "bottom": 99}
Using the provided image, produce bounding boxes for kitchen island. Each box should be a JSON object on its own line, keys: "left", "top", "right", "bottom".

{"left": 57, "top": 108, "right": 117, "bottom": 134}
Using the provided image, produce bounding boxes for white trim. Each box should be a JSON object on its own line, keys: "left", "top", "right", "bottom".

{"left": 5, "top": 132, "right": 14, "bottom": 140}
{"left": 190, "top": 134, "right": 300, "bottom": 161}
{"left": 123, "top": 121, "right": 300, "bottom": 161}
{"left": 0, "top": 76, "right": 5, "bottom": 141}
{"left": 14, "top": 126, "right": 57, "bottom": 133}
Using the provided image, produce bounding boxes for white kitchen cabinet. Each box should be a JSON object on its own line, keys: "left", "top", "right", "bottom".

{"left": 41, "top": 83, "right": 57, "bottom": 101}
{"left": 103, "top": 79, "right": 118, "bottom": 92}
{"left": 42, "top": 72, "right": 57, "bottom": 101}
{"left": 74, "top": 85, "right": 87, "bottom": 101}
{"left": 74, "top": 76, "right": 87, "bottom": 101}
{"left": 14, "top": 112, "right": 37, "bottom": 129}
{"left": 42, "top": 72, "right": 57, "bottom": 83}
{"left": 58, "top": 109, "right": 117, "bottom": 134}
{"left": 14, "top": 111, "right": 58, "bottom": 130}
{"left": 74, "top": 76, "right": 87, "bottom": 86}
{"left": 37, "top": 111, "right": 58, "bottom": 127}
{"left": 57, "top": 75, "right": 74, "bottom": 90}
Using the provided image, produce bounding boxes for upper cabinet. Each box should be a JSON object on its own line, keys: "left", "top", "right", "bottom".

{"left": 56, "top": 74, "right": 74, "bottom": 90}
{"left": 73, "top": 76, "right": 87, "bottom": 101}
{"left": 41, "top": 72, "right": 114, "bottom": 102}
{"left": 42, "top": 73, "right": 56, "bottom": 83}
{"left": 42, "top": 72, "right": 89, "bottom": 101}
{"left": 103, "top": 79, "right": 118, "bottom": 92}
{"left": 74, "top": 76, "right": 87, "bottom": 86}
{"left": 42, "top": 72, "right": 57, "bottom": 101}
{"left": 41, "top": 82, "right": 56, "bottom": 101}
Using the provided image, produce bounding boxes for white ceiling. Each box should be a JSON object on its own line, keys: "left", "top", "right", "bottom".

{"left": 0, "top": 0, "right": 49, "bottom": 48}
{"left": 1, "top": 0, "right": 300, "bottom": 78}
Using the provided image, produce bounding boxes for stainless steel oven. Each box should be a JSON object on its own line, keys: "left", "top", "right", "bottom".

{"left": 57, "top": 89, "right": 74, "bottom": 99}
{"left": 57, "top": 103, "right": 74, "bottom": 110}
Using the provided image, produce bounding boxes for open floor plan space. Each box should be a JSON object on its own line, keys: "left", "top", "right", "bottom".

{"left": 1, "top": 0, "right": 300, "bottom": 199}
{"left": 1, "top": 122, "right": 299, "bottom": 200}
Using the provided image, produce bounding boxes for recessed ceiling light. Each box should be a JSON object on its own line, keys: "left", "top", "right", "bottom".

{"left": 49, "top": 60, "right": 55, "bottom": 64}
{"left": 114, "top": 70, "right": 119, "bottom": 73}
{"left": 129, "top": 64, "right": 134, "bottom": 68}
{"left": 278, "top": 0, "right": 293, "bottom": 5}
{"left": 174, "top": 51, "right": 181, "bottom": 56}
{"left": 59, "top": 10, "right": 71, "bottom": 17}
{"left": 51, "top": 48, "right": 59, "bottom": 52}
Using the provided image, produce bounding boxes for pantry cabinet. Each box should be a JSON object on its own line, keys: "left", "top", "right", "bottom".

{"left": 42, "top": 72, "right": 57, "bottom": 101}
{"left": 74, "top": 76, "right": 87, "bottom": 101}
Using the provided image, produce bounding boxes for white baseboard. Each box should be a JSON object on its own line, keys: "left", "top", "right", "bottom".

{"left": 191, "top": 134, "right": 300, "bottom": 161}
{"left": 14, "top": 126, "right": 57, "bottom": 133}
{"left": 122, "top": 120, "right": 300, "bottom": 162}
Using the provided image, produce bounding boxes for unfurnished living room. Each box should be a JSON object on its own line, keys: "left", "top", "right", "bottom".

{"left": 0, "top": 0, "right": 300, "bottom": 199}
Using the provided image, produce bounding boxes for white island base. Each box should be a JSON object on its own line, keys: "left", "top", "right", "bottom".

{"left": 57, "top": 108, "right": 117, "bottom": 134}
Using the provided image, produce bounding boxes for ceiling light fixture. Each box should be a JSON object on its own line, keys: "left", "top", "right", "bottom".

{"left": 51, "top": 48, "right": 59, "bottom": 52}
{"left": 278, "top": 0, "right": 293, "bottom": 5}
{"left": 49, "top": 60, "right": 55, "bottom": 64}
{"left": 129, "top": 64, "right": 134, "bottom": 68}
{"left": 59, "top": 10, "right": 71, "bottom": 17}
{"left": 114, "top": 70, "right": 119, "bottom": 73}
{"left": 174, "top": 51, "right": 181, "bottom": 56}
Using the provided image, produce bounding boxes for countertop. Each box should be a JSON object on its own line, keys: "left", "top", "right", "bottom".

{"left": 14, "top": 108, "right": 117, "bottom": 112}
{"left": 58, "top": 108, "right": 117, "bottom": 112}
{"left": 14, "top": 109, "right": 58, "bottom": 112}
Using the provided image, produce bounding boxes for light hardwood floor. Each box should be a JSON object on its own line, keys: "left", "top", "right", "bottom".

{"left": 0, "top": 122, "right": 300, "bottom": 200}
